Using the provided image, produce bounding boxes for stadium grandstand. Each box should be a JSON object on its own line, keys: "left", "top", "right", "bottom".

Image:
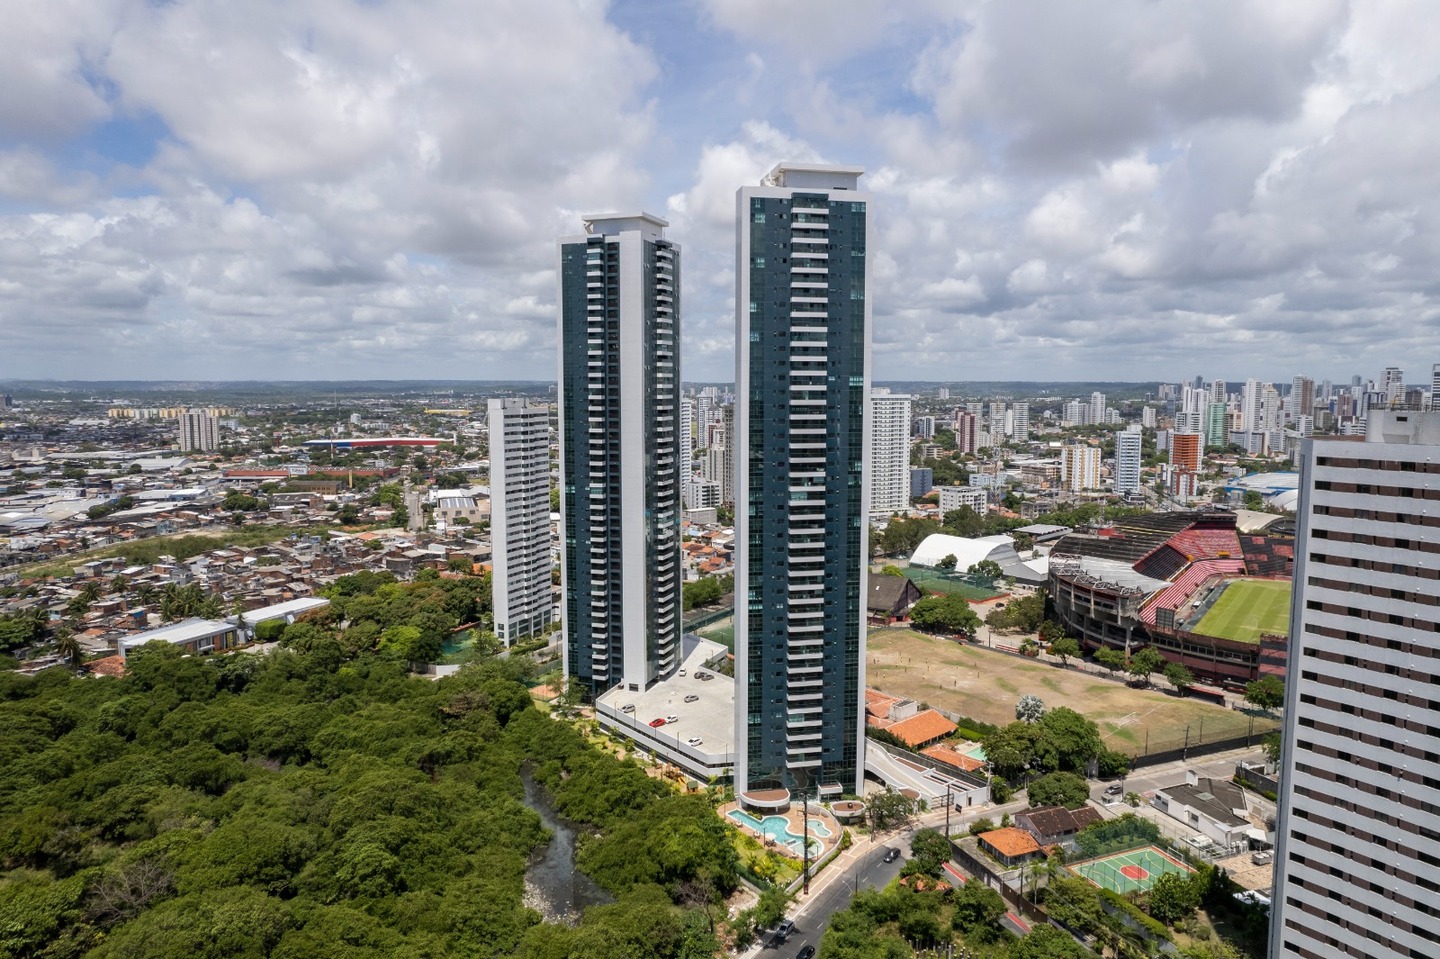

{"left": 1048, "top": 510, "right": 1293, "bottom": 686}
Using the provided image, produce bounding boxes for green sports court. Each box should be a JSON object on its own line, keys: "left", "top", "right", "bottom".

{"left": 1192, "top": 578, "right": 1290, "bottom": 644}
{"left": 1069, "top": 845, "right": 1194, "bottom": 895}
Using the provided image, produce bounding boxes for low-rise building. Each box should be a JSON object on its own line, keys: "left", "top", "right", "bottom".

{"left": 117, "top": 618, "right": 241, "bottom": 659}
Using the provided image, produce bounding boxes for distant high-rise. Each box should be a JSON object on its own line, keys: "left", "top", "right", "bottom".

{"left": 1060, "top": 444, "right": 1100, "bottom": 492}
{"left": 954, "top": 410, "right": 978, "bottom": 454}
{"left": 177, "top": 410, "right": 217, "bottom": 452}
{"left": 488, "top": 398, "right": 554, "bottom": 644}
{"left": 1010, "top": 401, "right": 1030, "bottom": 443}
{"left": 1210, "top": 379, "right": 1226, "bottom": 404}
{"left": 1430, "top": 364, "right": 1440, "bottom": 410}
{"left": 870, "top": 389, "right": 913, "bottom": 514}
{"left": 1114, "top": 426, "right": 1142, "bottom": 495}
{"left": 1141, "top": 406, "right": 1157, "bottom": 429}
{"left": 1289, "top": 376, "right": 1314, "bottom": 419}
{"left": 1089, "top": 391, "right": 1106, "bottom": 426}
{"left": 1204, "top": 402, "right": 1228, "bottom": 449}
{"left": 1270, "top": 409, "right": 1440, "bottom": 959}
{"left": 680, "top": 395, "right": 694, "bottom": 508}
{"left": 557, "top": 213, "right": 682, "bottom": 699}
{"left": 1241, "top": 379, "right": 1263, "bottom": 433}
{"left": 735, "top": 162, "right": 870, "bottom": 798}
{"left": 1382, "top": 365, "right": 1405, "bottom": 404}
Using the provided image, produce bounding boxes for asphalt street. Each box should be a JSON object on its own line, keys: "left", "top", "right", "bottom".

{"left": 764, "top": 838, "right": 907, "bottom": 958}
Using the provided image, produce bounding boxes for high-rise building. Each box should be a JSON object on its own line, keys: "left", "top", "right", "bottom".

{"left": 1430, "top": 364, "right": 1440, "bottom": 410}
{"left": 913, "top": 415, "right": 936, "bottom": 439}
{"left": 1141, "top": 406, "right": 1157, "bottom": 429}
{"left": 1090, "top": 391, "right": 1106, "bottom": 426}
{"left": 936, "top": 387, "right": 950, "bottom": 400}
{"left": 954, "top": 410, "right": 978, "bottom": 454}
{"left": 1210, "top": 379, "right": 1226, "bottom": 404}
{"left": 488, "top": 398, "right": 554, "bottom": 644}
{"left": 680, "top": 395, "right": 694, "bottom": 508}
{"left": 1065, "top": 399, "right": 1089, "bottom": 425}
{"left": 177, "top": 410, "right": 218, "bottom": 452}
{"left": 870, "top": 389, "right": 913, "bottom": 514}
{"left": 1205, "top": 402, "right": 1229, "bottom": 449}
{"left": 1060, "top": 444, "right": 1100, "bottom": 492}
{"left": 1290, "top": 376, "right": 1314, "bottom": 419}
{"left": 1114, "top": 426, "right": 1142, "bottom": 495}
{"left": 1010, "top": 401, "right": 1030, "bottom": 443}
{"left": 1241, "top": 379, "right": 1263, "bottom": 433}
{"left": 1381, "top": 365, "right": 1405, "bottom": 404}
{"left": 734, "top": 162, "right": 870, "bottom": 798}
{"left": 557, "top": 213, "right": 682, "bottom": 700}
{"left": 1270, "top": 409, "right": 1440, "bottom": 959}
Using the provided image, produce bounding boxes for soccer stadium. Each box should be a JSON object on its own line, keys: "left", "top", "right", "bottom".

{"left": 1047, "top": 511, "right": 1293, "bottom": 686}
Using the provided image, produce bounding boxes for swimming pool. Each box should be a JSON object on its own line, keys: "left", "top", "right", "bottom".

{"left": 726, "top": 809, "right": 831, "bottom": 854}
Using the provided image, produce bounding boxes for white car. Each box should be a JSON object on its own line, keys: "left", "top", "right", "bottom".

{"left": 686, "top": 737, "right": 703, "bottom": 747}
{"left": 620, "top": 703, "right": 635, "bottom": 713}
{"left": 666, "top": 715, "right": 678, "bottom": 724}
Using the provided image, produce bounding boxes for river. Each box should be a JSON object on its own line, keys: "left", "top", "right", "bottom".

{"left": 519, "top": 765, "right": 613, "bottom": 924}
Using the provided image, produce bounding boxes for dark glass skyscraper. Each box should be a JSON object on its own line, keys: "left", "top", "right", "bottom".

{"left": 734, "top": 164, "right": 871, "bottom": 797}
{"left": 558, "top": 214, "right": 682, "bottom": 701}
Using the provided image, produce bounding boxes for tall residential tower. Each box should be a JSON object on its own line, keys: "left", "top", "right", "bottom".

{"left": 557, "top": 214, "right": 683, "bottom": 700}
{"left": 488, "top": 398, "right": 554, "bottom": 644}
{"left": 1269, "top": 408, "right": 1440, "bottom": 959}
{"left": 870, "top": 389, "right": 913, "bottom": 514}
{"left": 734, "top": 163, "right": 871, "bottom": 798}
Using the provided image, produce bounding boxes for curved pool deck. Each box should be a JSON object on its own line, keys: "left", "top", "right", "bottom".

{"left": 726, "top": 809, "right": 832, "bottom": 856}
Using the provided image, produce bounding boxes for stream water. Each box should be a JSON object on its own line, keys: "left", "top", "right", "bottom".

{"left": 519, "top": 765, "right": 613, "bottom": 924}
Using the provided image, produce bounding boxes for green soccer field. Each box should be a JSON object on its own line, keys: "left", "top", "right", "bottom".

{"left": 1193, "top": 579, "right": 1291, "bottom": 644}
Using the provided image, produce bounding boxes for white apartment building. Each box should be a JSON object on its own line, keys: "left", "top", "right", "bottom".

{"left": 1010, "top": 401, "right": 1029, "bottom": 443}
{"left": 870, "top": 389, "right": 913, "bottom": 514}
{"left": 1269, "top": 409, "right": 1440, "bottom": 959}
{"left": 177, "top": 410, "right": 218, "bottom": 452}
{"left": 937, "top": 485, "right": 987, "bottom": 515}
{"left": 680, "top": 395, "right": 694, "bottom": 508}
{"left": 1089, "top": 391, "right": 1106, "bottom": 426}
{"left": 1241, "top": 378, "right": 1263, "bottom": 434}
{"left": 1114, "top": 426, "right": 1142, "bottom": 495}
{"left": 488, "top": 398, "right": 554, "bottom": 643}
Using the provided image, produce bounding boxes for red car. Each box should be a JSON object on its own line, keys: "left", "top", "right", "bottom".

{"left": 648, "top": 717, "right": 667, "bottom": 728}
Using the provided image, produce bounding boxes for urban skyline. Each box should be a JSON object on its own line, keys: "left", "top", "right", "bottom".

{"left": 4, "top": 4, "right": 1440, "bottom": 384}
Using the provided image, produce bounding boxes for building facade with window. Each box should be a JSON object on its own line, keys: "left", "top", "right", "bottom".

{"left": 557, "top": 214, "right": 682, "bottom": 700}
{"left": 870, "top": 389, "right": 912, "bottom": 514}
{"left": 1269, "top": 408, "right": 1440, "bottom": 959}
{"left": 734, "top": 163, "right": 870, "bottom": 798}
{"left": 489, "top": 398, "right": 554, "bottom": 644}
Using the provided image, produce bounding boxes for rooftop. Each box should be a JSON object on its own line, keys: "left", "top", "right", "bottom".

{"left": 979, "top": 827, "right": 1041, "bottom": 858}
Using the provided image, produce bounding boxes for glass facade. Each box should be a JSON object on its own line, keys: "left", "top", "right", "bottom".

{"left": 559, "top": 221, "right": 682, "bottom": 701}
{"left": 740, "top": 183, "right": 868, "bottom": 795}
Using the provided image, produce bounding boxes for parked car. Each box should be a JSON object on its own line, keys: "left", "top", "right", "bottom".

{"left": 684, "top": 694, "right": 699, "bottom": 703}
{"left": 621, "top": 703, "right": 635, "bottom": 713}
{"left": 686, "top": 737, "right": 703, "bottom": 747}
{"left": 648, "top": 718, "right": 666, "bottom": 728}
{"left": 774, "top": 919, "right": 794, "bottom": 942}
{"left": 665, "top": 715, "right": 678, "bottom": 724}
{"left": 1104, "top": 783, "right": 1124, "bottom": 796}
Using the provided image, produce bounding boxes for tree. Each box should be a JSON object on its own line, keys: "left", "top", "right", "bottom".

{"left": 1016, "top": 694, "right": 1046, "bottom": 724}
{"left": 1147, "top": 871, "right": 1202, "bottom": 925}
{"left": 1164, "top": 662, "right": 1195, "bottom": 690}
{"left": 908, "top": 594, "right": 981, "bottom": 637}
{"left": 967, "top": 559, "right": 1004, "bottom": 582}
{"left": 1013, "top": 925, "right": 1087, "bottom": 958}
{"left": 867, "top": 789, "right": 917, "bottom": 833}
{"left": 53, "top": 627, "right": 82, "bottom": 664}
{"left": 1261, "top": 730, "right": 1282, "bottom": 765}
{"left": 878, "top": 565, "right": 904, "bottom": 577}
{"left": 1026, "top": 771, "right": 1090, "bottom": 809}
{"left": 1094, "top": 647, "right": 1126, "bottom": 676}
{"left": 950, "top": 879, "right": 1005, "bottom": 934}
{"left": 1127, "top": 647, "right": 1165, "bottom": 687}
{"left": 936, "top": 553, "right": 958, "bottom": 572}
{"left": 1245, "top": 675, "right": 1285, "bottom": 713}
{"left": 981, "top": 722, "right": 1038, "bottom": 781}
{"left": 1049, "top": 636, "right": 1080, "bottom": 667}
{"left": 903, "top": 828, "right": 951, "bottom": 877}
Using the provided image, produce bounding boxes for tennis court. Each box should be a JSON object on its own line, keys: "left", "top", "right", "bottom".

{"left": 1192, "top": 579, "right": 1290, "bottom": 644}
{"left": 1069, "top": 845, "right": 1194, "bottom": 895}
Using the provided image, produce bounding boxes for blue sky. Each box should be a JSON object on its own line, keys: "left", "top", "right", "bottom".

{"left": 2, "top": 0, "right": 1439, "bottom": 385}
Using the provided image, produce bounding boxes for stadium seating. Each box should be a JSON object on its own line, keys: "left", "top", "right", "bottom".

{"left": 1139, "top": 559, "right": 1247, "bottom": 625}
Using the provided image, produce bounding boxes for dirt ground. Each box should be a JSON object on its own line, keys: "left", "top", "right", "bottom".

{"left": 867, "top": 627, "right": 1262, "bottom": 754}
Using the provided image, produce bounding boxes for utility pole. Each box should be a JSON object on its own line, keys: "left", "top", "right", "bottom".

{"left": 944, "top": 784, "right": 953, "bottom": 838}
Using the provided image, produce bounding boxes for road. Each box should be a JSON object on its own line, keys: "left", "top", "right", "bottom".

{"left": 767, "top": 839, "right": 906, "bottom": 957}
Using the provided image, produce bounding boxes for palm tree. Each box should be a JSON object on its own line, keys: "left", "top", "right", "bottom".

{"left": 53, "top": 627, "right": 82, "bottom": 665}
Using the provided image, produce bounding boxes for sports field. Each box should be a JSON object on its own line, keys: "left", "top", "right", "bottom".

{"left": 1070, "top": 845, "right": 1194, "bottom": 895}
{"left": 867, "top": 628, "right": 1276, "bottom": 756}
{"left": 1193, "top": 579, "right": 1290, "bottom": 644}
{"left": 905, "top": 568, "right": 1003, "bottom": 601}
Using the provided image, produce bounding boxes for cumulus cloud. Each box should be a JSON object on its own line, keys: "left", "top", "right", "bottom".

{"left": 2, "top": 0, "right": 1440, "bottom": 382}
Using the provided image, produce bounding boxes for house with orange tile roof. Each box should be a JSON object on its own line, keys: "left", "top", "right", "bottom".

{"left": 921, "top": 743, "right": 987, "bottom": 773}
{"left": 977, "top": 827, "right": 1043, "bottom": 868}
{"left": 886, "top": 709, "right": 958, "bottom": 749}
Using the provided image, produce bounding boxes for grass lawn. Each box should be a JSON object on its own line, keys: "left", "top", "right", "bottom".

{"left": 695, "top": 617, "right": 734, "bottom": 651}
{"left": 867, "top": 628, "right": 1271, "bottom": 756}
{"left": 1193, "top": 579, "right": 1291, "bottom": 644}
{"left": 905, "top": 568, "right": 1004, "bottom": 601}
